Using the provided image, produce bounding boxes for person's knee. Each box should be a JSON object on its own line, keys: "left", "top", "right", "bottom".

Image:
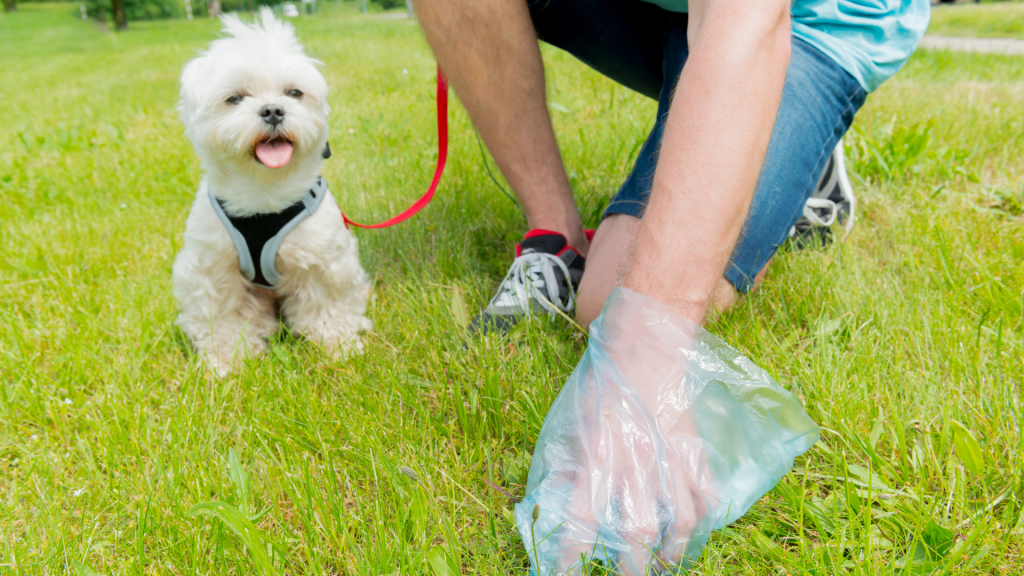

{"left": 576, "top": 277, "right": 615, "bottom": 330}
{"left": 575, "top": 296, "right": 601, "bottom": 332}
{"left": 714, "top": 259, "right": 771, "bottom": 315}
{"left": 574, "top": 214, "right": 641, "bottom": 330}
{"left": 712, "top": 277, "right": 742, "bottom": 315}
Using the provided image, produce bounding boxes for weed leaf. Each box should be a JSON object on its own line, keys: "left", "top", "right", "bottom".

{"left": 950, "top": 420, "right": 984, "bottom": 475}
{"left": 847, "top": 464, "right": 891, "bottom": 491}
{"left": 901, "top": 520, "right": 954, "bottom": 572}
{"left": 451, "top": 285, "right": 470, "bottom": 329}
{"left": 228, "top": 447, "right": 250, "bottom": 511}
{"left": 189, "top": 500, "right": 277, "bottom": 576}
{"left": 428, "top": 545, "right": 459, "bottom": 576}
{"left": 71, "top": 560, "right": 104, "bottom": 576}
{"left": 918, "top": 519, "right": 955, "bottom": 560}
{"left": 815, "top": 316, "right": 846, "bottom": 337}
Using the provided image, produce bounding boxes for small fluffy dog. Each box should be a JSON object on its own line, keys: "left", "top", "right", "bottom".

{"left": 173, "top": 10, "right": 371, "bottom": 376}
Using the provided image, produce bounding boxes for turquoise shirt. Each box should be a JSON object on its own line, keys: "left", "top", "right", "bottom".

{"left": 640, "top": 0, "right": 930, "bottom": 92}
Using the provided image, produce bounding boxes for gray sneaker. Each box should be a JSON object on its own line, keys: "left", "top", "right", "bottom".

{"left": 468, "top": 230, "right": 586, "bottom": 335}
{"left": 790, "top": 139, "right": 856, "bottom": 248}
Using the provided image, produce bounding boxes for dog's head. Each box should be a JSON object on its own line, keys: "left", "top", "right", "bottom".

{"left": 179, "top": 9, "right": 328, "bottom": 180}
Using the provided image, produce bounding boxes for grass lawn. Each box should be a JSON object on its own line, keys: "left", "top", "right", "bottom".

{"left": 2, "top": 3, "right": 1023, "bottom": 574}
{"left": 928, "top": 2, "right": 1024, "bottom": 39}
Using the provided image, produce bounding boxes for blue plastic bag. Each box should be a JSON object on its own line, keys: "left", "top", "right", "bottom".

{"left": 515, "top": 288, "right": 820, "bottom": 575}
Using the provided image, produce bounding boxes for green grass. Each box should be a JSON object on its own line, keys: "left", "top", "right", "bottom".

{"left": 1, "top": 2, "right": 1022, "bottom": 574}
{"left": 928, "top": 2, "right": 1024, "bottom": 39}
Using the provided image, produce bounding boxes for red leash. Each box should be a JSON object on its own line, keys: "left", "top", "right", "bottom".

{"left": 342, "top": 67, "right": 449, "bottom": 229}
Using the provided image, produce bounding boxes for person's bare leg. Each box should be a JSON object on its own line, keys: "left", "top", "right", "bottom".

{"left": 415, "top": 0, "right": 589, "bottom": 254}
{"left": 577, "top": 214, "right": 771, "bottom": 328}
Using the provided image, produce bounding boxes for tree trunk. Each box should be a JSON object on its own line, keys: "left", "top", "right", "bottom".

{"left": 3, "top": 0, "right": 16, "bottom": 13}
{"left": 111, "top": 0, "right": 127, "bottom": 30}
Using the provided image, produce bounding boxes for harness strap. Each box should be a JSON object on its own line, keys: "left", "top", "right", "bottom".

{"left": 342, "top": 67, "right": 448, "bottom": 229}
{"left": 210, "top": 178, "right": 328, "bottom": 289}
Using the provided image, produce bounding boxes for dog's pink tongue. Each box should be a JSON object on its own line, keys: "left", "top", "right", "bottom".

{"left": 255, "top": 140, "right": 293, "bottom": 168}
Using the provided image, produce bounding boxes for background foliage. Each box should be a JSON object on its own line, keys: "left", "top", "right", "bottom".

{"left": 70, "top": 0, "right": 403, "bottom": 24}
{"left": 83, "top": 0, "right": 183, "bottom": 21}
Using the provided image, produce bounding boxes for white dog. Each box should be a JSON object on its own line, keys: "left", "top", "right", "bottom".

{"left": 173, "top": 9, "right": 371, "bottom": 376}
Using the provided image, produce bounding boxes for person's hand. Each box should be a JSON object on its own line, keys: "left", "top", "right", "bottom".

{"left": 518, "top": 288, "right": 711, "bottom": 574}
{"left": 516, "top": 288, "right": 820, "bottom": 575}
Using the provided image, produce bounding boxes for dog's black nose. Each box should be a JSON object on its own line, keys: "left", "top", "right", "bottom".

{"left": 259, "top": 104, "right": 285, "bottom": 126}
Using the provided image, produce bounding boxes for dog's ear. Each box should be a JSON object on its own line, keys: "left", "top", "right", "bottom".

{"left": 321, "top": 142, "right": 332, "bottom": 159}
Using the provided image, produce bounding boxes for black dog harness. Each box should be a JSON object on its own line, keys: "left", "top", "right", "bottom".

{"left": 209, "top": 177, "right": 328, "bottom": 289}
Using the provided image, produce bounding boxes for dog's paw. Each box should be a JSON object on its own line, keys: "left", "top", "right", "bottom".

{"left": 204, "top": 337, "right": 268, "bottom": 378}
{"left": 206, "top": 354, "right": 235, "bottom": 378}
{"left": 317, "top": 333, "right": 364, "bottom": 360}
{"left": 341, "top": 334, "right": 365, "bottom": 356}
{"left": 294, "top": 311, "right": 371, "bottom": 361}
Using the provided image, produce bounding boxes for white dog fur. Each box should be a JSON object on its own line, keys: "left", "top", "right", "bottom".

{"left": 173, "top": 9, "right": 371, "bottom": 376}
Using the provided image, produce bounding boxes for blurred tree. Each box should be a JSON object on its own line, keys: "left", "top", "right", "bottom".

{"left": 112, "top": 0, "right": 127, "bottom": 29}
{"left": 85, "top": 0, "right": 186, "bottom": 23}
{"left": 79, "top": 0, "right": 286, "bottom": 23}
{"left": 3, "top": 0, "right": 15, "bottom": 13}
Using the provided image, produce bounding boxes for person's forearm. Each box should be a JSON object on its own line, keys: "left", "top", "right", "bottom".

{"left": 620, "top": 0, "right": 790, "bottom": 324}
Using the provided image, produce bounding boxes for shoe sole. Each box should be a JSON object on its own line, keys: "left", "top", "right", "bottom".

{"left": 832, "top": 138, "right": 856, "bottom": 238}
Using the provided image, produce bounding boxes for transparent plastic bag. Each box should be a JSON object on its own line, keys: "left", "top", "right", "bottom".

{"left": 515, "top": 288, "right": 820, "bottom": 575}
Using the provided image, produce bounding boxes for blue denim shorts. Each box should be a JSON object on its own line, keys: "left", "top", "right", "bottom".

{"left": 530, "top": 0, "right": 867, "bottom": 292}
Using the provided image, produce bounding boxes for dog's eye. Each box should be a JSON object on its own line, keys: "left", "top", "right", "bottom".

{"left": 225, "top": 95, "right": 245, "bottom": 105}
{"left": 287, "top": 89, "right": 303, "bottom": 99}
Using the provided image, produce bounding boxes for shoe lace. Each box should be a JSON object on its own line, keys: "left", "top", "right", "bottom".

{"left": 488, "top": 252, "right": 574, "bottom": 315}
{"left": 802, "top": 198, "right": 838, "bottom": 227}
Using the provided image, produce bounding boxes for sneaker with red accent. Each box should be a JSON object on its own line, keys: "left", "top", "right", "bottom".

{"left": 469, "top": 229, "right": 588, "bottom": 335}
